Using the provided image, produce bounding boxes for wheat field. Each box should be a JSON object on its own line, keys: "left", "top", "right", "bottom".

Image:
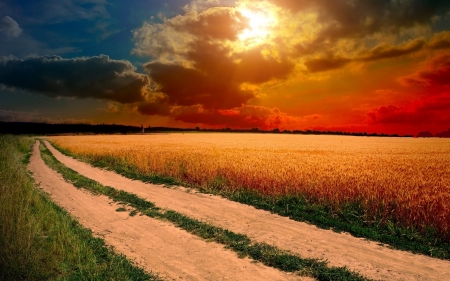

{"left": 48, "top": 133, "right": 450, "bottom": 240}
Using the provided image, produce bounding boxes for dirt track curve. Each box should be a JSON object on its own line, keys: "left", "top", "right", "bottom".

{"left": 29, "top": 141, "right": 308, "bottom": 281}
{"left": 38, "top": 140, "right": 450, "bottom": 280}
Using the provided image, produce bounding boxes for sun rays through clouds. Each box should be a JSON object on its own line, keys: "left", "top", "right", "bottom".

{"left": 1, "top": 0, "right": 450, "bottom": 134}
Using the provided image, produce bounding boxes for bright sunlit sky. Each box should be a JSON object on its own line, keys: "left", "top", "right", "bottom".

{"left": 1, "top": 0, "right": 450, "bottom": 135}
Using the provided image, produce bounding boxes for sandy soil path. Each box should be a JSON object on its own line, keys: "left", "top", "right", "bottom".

{"left": 44, "top": 141, "right": 450, "bottom": 281}
{"left": 29, "top": 141, "right": 307, "bottom": 281}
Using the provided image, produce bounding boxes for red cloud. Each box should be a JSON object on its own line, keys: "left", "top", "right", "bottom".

{"left": 399, "top": 53, "right": 450, "bottom": 86}
{"left": 170, "top": 105, "right": 296, "bottom": 130}
{"left": 366, "top": 92, "right": 450, "bottom": 125}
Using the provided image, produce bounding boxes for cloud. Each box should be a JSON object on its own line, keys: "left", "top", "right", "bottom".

{"left": 135, "top": 6, "right": 294, "bottom": 110}
{"left": 0, "top": 16, "right": 22, "bottom": 37}
{"left": 366, "top": 92, "right": 450, "bottom": 125}
{"left": 428, "top": 31, "right": 450, "bottom": 49}
{"left": 234, "top": 47, "right": 294, "bottom": 83}
{"left": 89, "top": 20, "right": 122, "bottom": 40}
{"left": 183, "top": 0, "right": 221, "bottom": 12}
{"left": 0, "top": 109, "right": 40, "bottom": 122}
{"left": 359, "top": 39, "right": 425, "bottom": 62}
{"left": 128, "top": 0, "right": 450, "bottom": 129}
{"left": 302, "top": 38, "right": 437, "bottom": 72}
{"left": 303, "top": 39, "right": 430, "bottom": 72}
{"left": 171, "top": 7, "right": 247, "bottom": 41}
{"left": 134, "top": 1, "right": 450, "bottom": 75}
{"left": 170, "top": 105, "right": 294, "bottom": 129}
{"left": 132, "top": 7, "right": 246, "bottom": 59}
{"left": 399, "top": 53, "right": 450, "bottom": 86}
{"left": 274, "top": 0, "right": 450, "bottom": 72}
{"left": 145, "top": 59, "right": 254, "bottom": 110}
{"left": 0, "top": 109, "right": 90, "bottom": 123}
{"left": 135, "top": 102, "right": 316, "bottom": 130}
{"left": 306, "top": 0, "right": 450, "bottom": 42}
{"left": 0, "top": 55, "right": 150, "bottom": 103}
{"left": 39, "top": 0, "right": 109, "bottom": 23}
{"left": 304, "top": 56, "right": 351, "bottom": 72}
{"left": 136, "top": 95, "right": 172, "bottom": 116}
{"left": 143, "top": 40, "right": 294, "bottom": 109}
{"left": 0, "top": 31, "right": 80, "bottom": 57}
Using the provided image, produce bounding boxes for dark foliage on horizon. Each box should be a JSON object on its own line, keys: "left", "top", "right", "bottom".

{"left": 417, "top": 129, "right": 450, "bottom": 138}
{"left": 0, "top": 121, "right": 416, "bottom": 137}
{"left": 0, "top": 122, "right": 142, "bottom": 135}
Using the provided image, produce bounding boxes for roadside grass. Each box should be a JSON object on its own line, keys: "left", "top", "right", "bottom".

{"left": 40, "top": 140, "right": 369, "bottom": 281}
{"left": 0, "top": 135, "right": 160, "bottom": 281}
{"left": 49, "top": 140, "right": 450, "bottom": 260}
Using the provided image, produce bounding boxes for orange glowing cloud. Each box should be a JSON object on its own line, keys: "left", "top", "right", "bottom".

{"left": 3, "top": 0, "right": 446, "bottom": 134}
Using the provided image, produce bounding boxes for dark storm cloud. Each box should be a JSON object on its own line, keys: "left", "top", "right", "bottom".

{"left": 0, "top": 55, "right": 149, "bottom": 103}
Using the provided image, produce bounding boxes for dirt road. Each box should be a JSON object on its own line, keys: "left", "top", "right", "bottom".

{"left": 43, "top": 140, "right": 450, "bottom": 281}
{"left": 29, "top": 141, "right": 307, "bottom": 281}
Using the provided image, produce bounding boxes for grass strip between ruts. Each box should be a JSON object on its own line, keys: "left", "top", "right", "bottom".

{"left": 39, "top": 140, "right": 370, "bottom": 281}
{"left": 48, "top": 141, "right": 450, "bottom": 260}
{"left": 0, "top": 136, "right": 160, "bottom": 281}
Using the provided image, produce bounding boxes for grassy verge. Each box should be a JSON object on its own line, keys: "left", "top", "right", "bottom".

{"left": 0, "top": 135, "right": 160, "bottom": 281}
{"left": 40, "top": 141, "right": 368, "bottom": 281}
{"left": 49, "top": 140, "right": 450, "bottom": 260}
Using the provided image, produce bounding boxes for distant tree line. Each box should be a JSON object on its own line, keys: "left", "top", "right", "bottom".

{"left": 0, "top": 122, "right": 142, "bottom": 135}
{"left": 0, "top": 121, "right": 419, "bottom": 137}
{"left": 197, "top": 127, "right": 413, "bottom": 137}
{"left": 417, "top": 129, "right": 450, "bottom": 138}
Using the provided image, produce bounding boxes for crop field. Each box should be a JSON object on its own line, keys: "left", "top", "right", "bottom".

{"left": 48, "top": 133, "right": 450, "bottom": 242}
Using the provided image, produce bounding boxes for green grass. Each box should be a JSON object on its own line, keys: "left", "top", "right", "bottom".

{"left": 0, "top": 135, "right": 160, "bottom": 281}
{"left": 49, "top": 140, "right": 450, "bottom": 260}
{"left": 40, "top": 140, "right": 368, "bottom": 281}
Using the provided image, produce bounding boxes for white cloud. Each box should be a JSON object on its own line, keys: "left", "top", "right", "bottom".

{"left": 0, "top": 16, "right": 22, "bottom": 37}
{"left": 183, "top": 0, "right": 220, "bottom": 12}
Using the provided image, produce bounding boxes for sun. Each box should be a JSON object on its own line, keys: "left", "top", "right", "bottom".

{"left": 238, "top": 7, "right": 277, "bottom": 46}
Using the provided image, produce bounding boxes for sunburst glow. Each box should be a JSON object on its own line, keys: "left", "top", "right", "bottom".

{"left": 238, "top": 7, "right": 277, "bottom": 46}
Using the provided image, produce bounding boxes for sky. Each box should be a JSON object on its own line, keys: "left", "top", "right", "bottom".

{"left": 1, "top": 0, "right": 450, "bottom": 135}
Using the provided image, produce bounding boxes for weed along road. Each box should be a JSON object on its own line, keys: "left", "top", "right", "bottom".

{"left": 29, "top": 141, "right": 307, "bottom": 281}
{"left": 41, "top": 140, "right": 450, "bottom": 281}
